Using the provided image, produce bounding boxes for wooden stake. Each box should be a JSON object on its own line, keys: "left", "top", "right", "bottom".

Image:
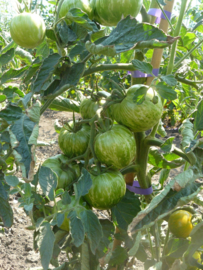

{"left": 147, "top": 0, "right": 175, "bottom": 85}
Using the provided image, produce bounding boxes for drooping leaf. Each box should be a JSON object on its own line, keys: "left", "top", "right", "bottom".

{"left": 0, "top": 66, "right": 29, "bottom": 84}
{"left": 0, "top": 104, "right": 22, "bottom": 123}
{"left": 58, "top": 21, "right": 77, "bottom": 44}
{"left": 38, "top": 223, "right": 55, "bottom": 270}
{"left": 75, "top": 168, "right": 92, "bottom": 200}
{"left": 108, "top": 246, "right": 128, "bottom": 267}
{"left": 85, "top": 41, "right": 116, "bottom": 57}
{"left": 80, "top": 209, "right": 103, "bottom": 254}
{"left": 33, "top": 53, "right": 61, "bottom": 93}
{"left": 112, "top": 190, "right": 141, "bottom": 231}
{"left": 15, "top": 47, "right": 33, "bottom": 65}
{"left": 97, "top": 219, "right": 114, "bottom": 258}
{"left": 69, "top": 210, "right": 85, "bottom": 247}
{"left": 193, "top": 99, "right": 203, "bottom": 133}
{"left": 0, "top": 48, "right": 15, "bottom": 66}
{"left": 5, "top": 175, "right": 19, "bottom": 187}
{"left": 179, "top": 119, "right": 194, "bottom": 151}
{"left": 39, "top": 166, "right": 58, "bottom": 201}
{"left": 36, "top": 39, "right": 50, "bottom": 59}
{"left": 0, "top": 196, "right": 13, "bottom": 227}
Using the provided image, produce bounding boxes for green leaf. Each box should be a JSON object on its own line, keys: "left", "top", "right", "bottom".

{"left": 85, "top": 41, "right": 116, "bottom": 57}
{"left": 33, "top": 53, "right": 61, "bottom": 93}
{"left": 81, "top": 241, "right": 90, "bottom": 270}
{"left": 0, "top": 48, "right": 15, "bottom": 67}
{"left": 112, "top": 190, "right": 141, "bottom": 231}
{"left": 161, "top": 137, "right": 175, "bottom": 152}
{"left": 49, "top": 96, "right": 80, "bottom": 112}
{"left": 9, "top": 114, "right": 36, "bottom": 178}
{"left": 101, "top": 16, "right": 168, "bottom": 54}
{"left": 66, "top": 8, "right": 94, "bottom": 31}
{"left": 0, "top": 196, "right": 13, "bottom": 227}
{"left": 68, "top": 210, "right": 85, "bottom": 247}
{"left": 15, "top": 47, "right": 33, "bottom": 65}
{"left": 0, "top": 104, "right": 22, "bottom": 122}
{"left": 3, "top": 86, "right": 24, "bottom": 102}
{"left": 179, "top": 119, "right": 194, "bottom": 150}
{"left": 128, "top": 231, "right": 141, "bottom": 257}
{"left": 160, "top": 74, "right": 177, "bottom": 86}
{"left": 193, "top": 99, "right": 203, "bottom": 133}
{"left": 5, "top": 175, "right": 19, "bottom": 187}
{"left": 131, "top": 182, "right": 201, "bottom": 232}
{"left": 1, "top": 41, "right": 17, "bottom": 54}
{"left": 159, "top": 169, "right": 170, "bottom": 187}
{"left": 39, "top": 166, "right": 57, "bottom": 201}
{"left": 132, "top": 86, "right": 148, "bottom": 105}
{"left": 91, "top": 29, "right": 106, "bottom": 42}
{"left": 46, "top": 28, "right": 57, "bottom": 42}
{"left": 165, "top": 238, "right": 189, "bottom": 259}
{"left": 58, "top": 21, "right": 77, "bottom": 44}
{"left": 0, "top": 95, "right": 6, "bottom": 102}
{"left": 75, "top": 168, "right": 92, "bottom": 200}
{"left": 108, "top": 246, "right": 128, "bottom": 267}
{"left": 38, "top": 223, "right": 55, "bottom": 270}
{"left": 69, "top": 44, "right": 85, "bottom": 59}
{"left": 80, "top": 209, "right": 103, "bottom": 254}
{"left": 23, "top": 60, "right": 42, "bottom": 84}
{"left": 36, "top": 40, "right": 50, "bottom": 59}
{"left": 0, "top": 66, "right": 29, "bottom": 84}
{"left": 148, "top": 148, "right": 184, "bottom": 169}
{"left": 132, "top": 59, "right": 153, "bottom": 75}
{"left": 156, "top": 82, "right": 177, "bottom": 100}
{"left": 97, "top": 219, "right": 114, "bottom": 257}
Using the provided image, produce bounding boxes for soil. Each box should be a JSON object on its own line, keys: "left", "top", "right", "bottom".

{"left": 0, "top": 110, "right": 185, "bottom": 270}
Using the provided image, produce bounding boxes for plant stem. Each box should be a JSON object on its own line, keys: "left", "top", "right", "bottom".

{"left": 40, "top": 98, "right": 55, "bottom": 115}
{"left": 166, "top": 0, "right": 188, "bottom": 74}
{"left": 150, "top": 122, "right": 159, "bottom": 138}
{"left": 147, "top": 228, "right": 155, "bottom": 258}
{"left": 174, "top": 38, "right": 203, "bottom": 71}
{"left": 154, "top": 222, "right": 160, "bottom": 261}
{"left": 162, "top": 227, "right": 169, "bottom": 257}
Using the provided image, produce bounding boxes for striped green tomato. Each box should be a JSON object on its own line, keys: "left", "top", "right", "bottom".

{"left": 111, "top": 85, "right": 163, "bottom": 132}
{"left": 10, "top": 13, "right": 46, "bottom": 49}
{"left": 84, "top": 170, "right": 126, "bottom": 210}
{"left": 59, "top": 0, "right": 94, "bottom": 20}
{"left": 94, "top": 0, "right": 143, "bottom": 26}
{"left": 80, "top": 98, "right": 101, "bottom": 119}
{"left": 94, "top": 125, "right": 136, "bottom": 169}
{"left": 42, "top": 154, "right": 80, "bottom": 189}
{"left": 58, "top": 124, "right": 90, "bottom": 158}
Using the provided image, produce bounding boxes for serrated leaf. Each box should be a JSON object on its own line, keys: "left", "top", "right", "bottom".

{"left": 66, "top": 8, "right": 93, "bottom": 30}
{"left": 132, "top": 86, "right": 148, "bottom": 105}
{"left": 58, "top": 21, "right": 77, "bottom": 44}
{"left": 75, "top": 168, "right": 92, "bottom": 200}
{"left": 179, "top": 119, "right": 194, "bottom": 150}
{"left": 161, "top": 74, "right": 177, "bottom": 86}
{"left": 36, "top": 40, "right": 50, "bottom": 59}
{"left": 0, "top": 66, "right": 29, "bottom": 84}
{"left": 5, "top": 175, "right": 19, "bottom": 187}
{"left": 130, "top": 181, "right": 201, "bottom": 232}
{"left": 69, "top": 44, "right": 85, "bottom": 59}
{"left": 38, "top": 223, "right": 55, "bottom": 270}
{"left": 101, "top": 16, "right": 168, "bottom": 54}
{"left": 68, "top": 210, "right": 85, "bottom": 247}
{"left": 80, "top": 209, "right": 102, "bottom": 254}
{"left": 97, "top": 219, "right": 114, "bottom": 257}
{"left": 132, "top": 59, "right": 153, "bottom": 75}
{"left": 33, "top": 53, "right": 61, "bottom": 93}
{"left": 39, "top": 166, "right": 57, "bottom": 201}
{"left": 0, "top": 48, "right": 15, "bottom": 66}
{"left": 0, "top": 104, "right": 22, "bottom": 123}
{"left": 0, "top": 196, "right": 13, "bottom": 227}
{"left": 156, "top": 82, "right": 177, "bottom": 100}
{"left": 112, "top": 190, "right": 141, "bottom": 231}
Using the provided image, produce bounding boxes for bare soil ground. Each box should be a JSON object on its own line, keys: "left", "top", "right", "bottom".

{"left": 0, "top": 110, "right": 184, "bottom": 270}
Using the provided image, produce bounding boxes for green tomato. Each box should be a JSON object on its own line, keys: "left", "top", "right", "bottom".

{"left": 42, "top": 154, "right": 80, "bottom": 189}
{"left": 94, "top": 125, "right": 136, "bottom": 169}
{"left": 57, "top": 196, "right": 91, "bottom": 231}
{"left": 111, "top": 85, "right": 163, "bottom": 132}
{"left": 10, "top": 13, "right": 46, "bottom": 49}
{"left": 59, "top": 0, "right": 94, "bottom": 20}
{"left": 84, "top": 170, "right": 126, "bottom": 210}
{"left": 58, "top": 124, "right": 90, "bottom": 158}
{"left": 94, "top": 0, "right": 143, "bottom": 26}
{"left": 80, "top": 98, "right": 101, "bottom": 119}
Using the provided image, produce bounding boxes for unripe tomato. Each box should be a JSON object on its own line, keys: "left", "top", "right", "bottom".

{"left": 84, "top": 170, "right": 126, "bottom": 210}
{"left": 94, "top": 0, "right": 143, "bottom": 26}
{"left": 42, "top": 154, "right": 80, "bottom": 189}
{"left": 58, "top": 124, "right": 90, "bottom": 158}
{"left": 168, "top": 210, "right": 193, "bottom": 238}
{"left": 10, "top": 13, "right": 46, "bottom": 49}
{"left": 80, "top": 98, "right": 102, "bottom": 119}
{"left": 111, "top": 85, "right": 163, "bottom": 132}
{"left": 59, "top": 0, "right": 94, "bottom": 20}
{"left": 94, "top": 125, "right": 136, "bottom": 169}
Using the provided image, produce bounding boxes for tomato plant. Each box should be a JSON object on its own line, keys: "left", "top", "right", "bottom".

{"left": 10, "top": 13, "right": 46, "bottom": 49}
{"left": 168, "top": 210, "right": 193, "bottom": 238}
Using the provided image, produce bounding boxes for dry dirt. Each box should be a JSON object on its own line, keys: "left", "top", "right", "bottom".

{"left": 0, "top": 110, "right": 184, "bottom": 270}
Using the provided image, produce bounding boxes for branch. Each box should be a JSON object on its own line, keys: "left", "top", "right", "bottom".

{"left": 175, "top": 75, "right": 199, "bottom": 90}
